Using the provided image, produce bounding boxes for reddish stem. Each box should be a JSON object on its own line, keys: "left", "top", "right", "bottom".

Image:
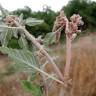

{"left": 64, "top": 35, "right": 72, "bottom": 77}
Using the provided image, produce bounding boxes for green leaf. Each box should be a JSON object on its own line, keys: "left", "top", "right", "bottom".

{"left": 0, "top": 4, "right": 9, "bottom": 17}
{"left": 0, "top": 47, "right": 39, "bottom": 74}
{"left": 11, "top": 61, "right": 36, "bottom": 74}
{"left": 25, "top": 17, "right": 44, "bottom": 26}
{"left": 19, "top": 13, "right": 25, "bottom": 25}
{"left": 21, "top": 80, "right": 42, "bottom": 96}
{"left": 0, "top": 29, "right": 12, "bottom": 46}
{"left": 43, "top": 32, "right": 56, "bottom": 46}
{"left": 12, "top": 29, "right": 18, "bottom": 38}
{"left": 0, "top": 28, "right": 6, "bottom": 33}
{"left": 18, "top": 35, "right": 29, "bottom": 50}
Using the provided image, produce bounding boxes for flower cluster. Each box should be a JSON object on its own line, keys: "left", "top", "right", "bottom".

{"left": 68, "top": 14, "right": 84, "bottom": 39}
{"left": 4, "top": 15, "right": 19, "bottom": 27}
{"left": 52, "top": 11, "right": 66, "bottom": 32}
{"left": 52, "top": 11, "right": 84, "bottom": 40}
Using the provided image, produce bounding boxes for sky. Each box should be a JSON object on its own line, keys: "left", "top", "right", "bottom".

{"left": 0, "top": 0, "right": 96, "bottom": 12}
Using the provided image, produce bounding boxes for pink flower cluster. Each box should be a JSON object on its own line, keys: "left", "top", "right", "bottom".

{"left": 4, "top": 15, "right": 19, "bottom": 27}
{"left": 52, "top": 11, "right": 66, "bottom": 32}
{"left": 53, "top": 11, "right": 84, "bottom": 39}
{"left": 68, "top": 14, "right": 84, "bottom": 38}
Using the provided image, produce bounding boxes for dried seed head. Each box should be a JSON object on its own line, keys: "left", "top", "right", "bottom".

{"left": 66, "top": 14, "right": 84, "bottom": 39}
{"left": 52, "top": 11, "right": 84, "bottom": 40}
{"left": 52, "top": 11, "right": 67, "bottom": 42}
{"left": 4, "top": 15, "right": 19, "bottom": 26}
{"left": 70, "top": 14, "right": 84, "bottom": 26}
{"left": 52, "top": 11, "right": 66, "bottom": 32}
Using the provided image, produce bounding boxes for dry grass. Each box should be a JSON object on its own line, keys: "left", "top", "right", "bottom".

{"left": 0, "top": 72, "right": 31, "bottom": 96}
{"left": 70, "top": 48, "right": 96, "bottom": 96}
{"left": 0, "top": 55, "right": 10, "bottom": 69}
{"left": 70, "top": 35, "right": 96, "bottom": 96}
{"left": 0, "top": 55, "right": 32, "bottom": 96}
{"left": 49, "top": 34, "right": 96, "bottom": 96}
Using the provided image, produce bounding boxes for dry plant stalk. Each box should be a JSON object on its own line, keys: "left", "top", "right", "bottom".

{"left": 53, "top": 10, "right": 83, "bottom": 78}
{"left": 52, "top": 11, "right": 83, "bottom": 95}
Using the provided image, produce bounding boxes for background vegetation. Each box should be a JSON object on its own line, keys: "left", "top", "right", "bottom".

{"left": 13, "top": 0, "right": 96, "bottom": 37}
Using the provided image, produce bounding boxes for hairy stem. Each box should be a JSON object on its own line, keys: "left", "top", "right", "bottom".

{"left": 21, "top": 27, "right": 64, "bottom": 81}
{"left": 25, "top": 60, "right": 64, "bottom": 85}
{"left": 59, "top": 86, "right": 65, "bottom": 96}
{"left": 63, "top": 18, "right": 72, "bottom": 77}
{"left": 0, "top": 24, "right": 64, "bottom": 82}
{"left": 40, "top": 66, "right": 49, "bottom": 96}
{"left": 64, "top": 35, "right": 72, "bottom": 76}
{"left": 12, "top": 19, "right": 64, "bottom": 81}
{"left": 0, "top": 25, "right": 21, "bottom": 29}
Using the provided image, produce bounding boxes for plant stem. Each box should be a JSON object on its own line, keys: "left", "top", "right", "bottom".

{"left": 21, "top": 27, "right": 64, "bottom": 81}
{"left": 59, "top": 86, "right": 65, "bottom": 96}
{"left": 40, "top": 66, "right": 49, "bottom": 96}
{"left": 25, "top": 60, "right": 64, "bottom": 85}
{"left": 12, "top": 20, "right": 64, "bottom": 81}
{"left": 63, "top": 17, "right": 72, "bottom": 77}
{"left": 0, "top": 25, "right": 21, "bottom": 30}
{"left": 0, "top": 24, "right": 64, "bottom": 84}
{"left": 64, "top": 35, "right": 72, "bottom": 77}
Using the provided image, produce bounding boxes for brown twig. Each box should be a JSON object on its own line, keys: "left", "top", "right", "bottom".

{"left": 64, "top": 18, "right": 72, "bottom": 77}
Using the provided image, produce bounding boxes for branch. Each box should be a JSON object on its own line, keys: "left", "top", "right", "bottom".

{"left": 13, "top": 20, "right": 64, "bottom": 81}
{"left": 21, "top": 27, "right": 64, "bottom": 81}
{"left": 64, "top": 35, "right": 72, "bottom": 77}
{"left": 63, "top": 18, "right": 72, "bottom": 77}
{"left": 26, "top": 61, "right": 64, "bottom": 85}
{"left": 53, "top": 25, "right": 64, "bottom": 33}
{"left": 0, "top": 25, "right": 22, "bottom": 30}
